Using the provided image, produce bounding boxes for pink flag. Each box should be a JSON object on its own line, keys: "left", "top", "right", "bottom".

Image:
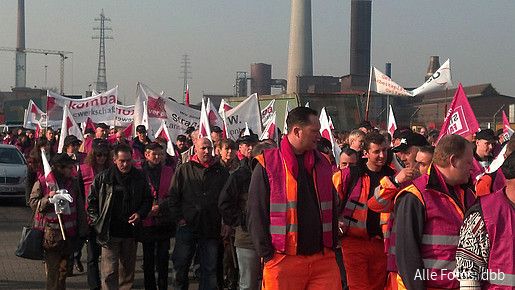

{"left": 501, "top": 111, "right": 513, "bottom": 143}
{"left": 207, "top": 98, "right": 223, "bottom": 128}
{"left": 84, "top": 117, "right": 96, "bottom": 134}
{"left": 436, "top": 83, "right": 479, "bottom": 143}
{"left": 123, "top": 123, "right": 133, "bottom": 139}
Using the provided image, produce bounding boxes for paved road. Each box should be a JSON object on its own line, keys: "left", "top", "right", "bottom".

{"left": 0, "top": 198, "right": 198, "bottom": 290}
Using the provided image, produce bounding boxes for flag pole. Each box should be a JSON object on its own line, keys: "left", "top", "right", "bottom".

{"left": 365, "top": 66, "right": 373, "bottom": 121}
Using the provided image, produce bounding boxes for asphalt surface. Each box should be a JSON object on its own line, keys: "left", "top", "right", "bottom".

{"left": 0, "top": 198, "right": 198, "bottom": 290}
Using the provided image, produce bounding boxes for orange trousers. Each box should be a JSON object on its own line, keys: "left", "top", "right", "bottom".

{"left": 262, "top": 249, "right": 342, "bottom": 290}
{"left": 341, "top": 236, "right": 387, "bottom": 290}
{"left": 386, "top": 272, "right": 457, "bottom": 290}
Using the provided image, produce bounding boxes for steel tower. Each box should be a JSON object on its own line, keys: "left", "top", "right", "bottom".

{"left": 92, "top": 9, "right": 112, "bottom": 93}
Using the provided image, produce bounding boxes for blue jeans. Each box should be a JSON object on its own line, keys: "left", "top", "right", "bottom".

{"left": 172, "top": 225, "right": 219, "bottom": 290}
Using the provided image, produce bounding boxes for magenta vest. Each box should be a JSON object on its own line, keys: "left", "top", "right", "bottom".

{"left": 387, "top": 173, "right": 475, "bottom": 289}
{"left": 262, "top": 148, "right": 334, "bottom": 254}
{"left": 34, "top": 177, "right": 78, "bottom": 237}
{"left": 480, "top": 188, "right": 515, "bottom": 289}
{"left": 142, "top": 165, "right": 174, "bottom": 227}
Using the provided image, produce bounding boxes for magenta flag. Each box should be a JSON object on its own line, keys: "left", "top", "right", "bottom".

{"left": 436, "top": 83, "right": 479, "bottom": 143}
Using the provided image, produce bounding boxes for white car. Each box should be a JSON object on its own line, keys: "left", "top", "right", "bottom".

{"left": 0, "top": 144, "right": 27, "bottom": 199}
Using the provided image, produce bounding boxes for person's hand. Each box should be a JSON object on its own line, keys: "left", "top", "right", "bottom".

{"left": 48, "top": 190, "right": 56, "bottom": 198}
{"left": 221, "top": 224, "right": 233, "bottom": 240}
{"left": 395, "top": 168, "right": 420, "bottom": 184}
{"left": 149, "top": 205, "right": 159, "bottom": 216}
{"left": 128, "top": 213, "right": 140, "bottom": 225}
{"left": 177, "top": 219, "right": 187, "bottom": 226}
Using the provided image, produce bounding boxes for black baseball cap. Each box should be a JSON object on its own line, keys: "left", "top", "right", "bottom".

{"left": 211, "top": 126, "right": 223, "bottom": 133}
{"left": 63, "top": 135, "right": 82, "bottom": 147}
{"left": 185, "top": 126, "right": 196, "bottom": 135}
{"left": 475, "top": 129, "right": 496, "bottom": 142}
{"left": 392, "top": 132, "right": 429, "bottom": 153}
{"left": 237, "top": 134, "right": 259, "bottom": 145}
{"left": 96, "top": 123, "right": 109, "bottom": 130}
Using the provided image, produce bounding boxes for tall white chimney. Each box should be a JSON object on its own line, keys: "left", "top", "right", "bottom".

{"left": 286, "top": 0, "right": 313, "bottom": 94}
{"left": 15, "top": 0, "right": 26, "bottom": 88}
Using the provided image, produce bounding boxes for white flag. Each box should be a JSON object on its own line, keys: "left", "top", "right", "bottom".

{"left": 218, "top": 99, "right": 233, "bottom": 115}
{"left": 410, "top": 59, "right": 452, "bottom": 96}
{"left": 23, "top": 100, "right": 45, "bottom": 129}
{"left": 319, "top": 107, "right": 341, "bottom": 162}
{"left": 199, "top": 98, "right": 213, "bottom": 143}
{"left": 260, "top": 111, "right": 278, "bottom": 142}
{"left": 261, "top": 99, "right": 275, "bottom": 127}
{"left": 371, "top": 67, "right": 413, "bottom": 97}
{"left": 57, "top": 105, "right": 84, "bottom": 153}
{"left": 207, "top": 98, "right": 224, "bottom": 128}
{"left": 283, "top": 100, "right": 292, "bottom": 134}
{"left": 225, "top": 93, "right": 262, "bottom": 140}
{"left": 387, "top": 105, "right": 397, "bottom": 139}
{"left": 154, "top": 120, "right": 176, "bottom": 157}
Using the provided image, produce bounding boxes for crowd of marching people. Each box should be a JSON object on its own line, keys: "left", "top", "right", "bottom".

{"left": 17, "top": 106, "right": 514, "bottom": 290}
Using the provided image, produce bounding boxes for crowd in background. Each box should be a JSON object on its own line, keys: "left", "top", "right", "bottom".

{"left": 14, "top": 107, "right": 514, "bottom": 290}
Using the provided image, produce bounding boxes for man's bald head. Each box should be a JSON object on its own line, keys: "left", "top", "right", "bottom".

{"left": 195, "top": 137, "right": 213, "bottom": 163}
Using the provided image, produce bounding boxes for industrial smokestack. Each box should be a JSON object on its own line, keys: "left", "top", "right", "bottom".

{"left": 286, "top": 0, "right": 313, "bottom": 94}
{"left": 15, "top": 0, "right": 26, "bottom": 88}
{"left": 349, "top": 0, "right": 371, "bottom": 88}
{"left": 251, "top": 63, "right": 272, "bottom": 95}
{"left": 425, "top": 56, "right": 440, "bottom": 81}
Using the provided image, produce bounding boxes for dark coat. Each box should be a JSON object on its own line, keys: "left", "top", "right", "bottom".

{"left": 162, "top": 159, "right": 229, "bottom": 239}
{"left": 87, "top": 166, "right": 152, "bottom": 246}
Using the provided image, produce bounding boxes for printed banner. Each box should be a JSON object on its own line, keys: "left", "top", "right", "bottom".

{"left": 47, "top": 86, "right": 118, "bottom": 124}
{"left": 224, "top": 93, "right": 262, "bottom": 140}
{"left": 135, "top": 83, "right": 200, "bottom": 140}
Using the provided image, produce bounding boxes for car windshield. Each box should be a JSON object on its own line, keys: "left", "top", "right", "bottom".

{"left": 0, "top": 148, "right": 25, "bottom": 165}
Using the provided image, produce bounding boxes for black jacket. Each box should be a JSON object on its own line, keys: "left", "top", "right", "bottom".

{"left": 87, "top": 166, "right": 152, "bottom": 246}
{"left": 162, "top": 159, "right": 229, "bottom": 239}
{"left": 218, "top": 158, "right": 253, "bottom": 248}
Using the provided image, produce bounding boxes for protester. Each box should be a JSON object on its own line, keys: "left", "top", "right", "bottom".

{"left": 427, "top": 129, "right": 440, "bottom": 146}
{"left": 95, "top": 123, "right": 109, "bottom": 139}
{"left": 25, "top": 138, "right": 49, "bottom": 204}
{"left": 236, "top": 134, "right": 258, "bottom": 161}
{"left": 112, "top": 129, "right": 130, "bottom": 146}
{"left": 132, "top": 125, "right": 152, "bottom": 168}
{"left": 347, "top": 129, "right": 365, "bottom": 153}
{"left": 358, "top": 120, "right": 373, "bottom": 134}
{"left": 29, "top": 153, "right": 88, "bottom": 290}
{"left": 139, "top": 142, "right": 175, "bottom": 290}
{"left": 318, "top": 137, "right": 337, "bottom": 169}
{"left": 176, "top": 135, "right": 189, "bottom": 154}
{"left": 248, "top": 107, "right": 341, "bottom": 290}
{"left": 63, "top": 135, "right": 86, "bottom": 166}
{"left": 391, "top": 135, "right": 476, "bottom": 289}
{"left": 88, "top": 144, "right": 152, "bottom": 290}
{"left": 455, "top": 152, "right": 515, "bottom": 289}
{"left": 81, "top": 128, "right": 96, "bottom": 154}
{"left": 46, "top": 128, "right": 59, "bottom": 157}
{"left": 474, "top": 129, "right": 497, "bottom": 169}
{"left": 415, "top": 145, "right": 435, "bottom": 175}
{"left": 219, "top": 141, "right": 276, "bottom": 290}
{"left": 78, "top": 142, "right": 111, "bottom": 290}
{"left": 216, "top": 139, "right": 239, "bottom": 173}
{"left": 334, "top": 132, "right": 394, "bottom": 290}
{"left": 181, "top": 129, "right": 198, "bottom": 164}
{"left": 211, "top": 126, "right": 223, "bottom": 144}
{"left": 476, "top": 136, "right": 515, "bottom": 196}
{"left": 163, "top": 137, "right": 230, "bottom": 290}
{"left": 338, "top": 147, "right": 358, "bottom": 169}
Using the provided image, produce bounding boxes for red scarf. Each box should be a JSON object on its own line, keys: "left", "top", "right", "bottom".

{"left": 280, "top": 136, "right": 315, "bottom": 178}
{"left": 190, "top": 154, "right": 215, "bottom": 168}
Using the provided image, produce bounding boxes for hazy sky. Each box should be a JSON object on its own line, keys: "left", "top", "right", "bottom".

{"left": 1, "top": 1, "right": 514, "bottom": 105}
